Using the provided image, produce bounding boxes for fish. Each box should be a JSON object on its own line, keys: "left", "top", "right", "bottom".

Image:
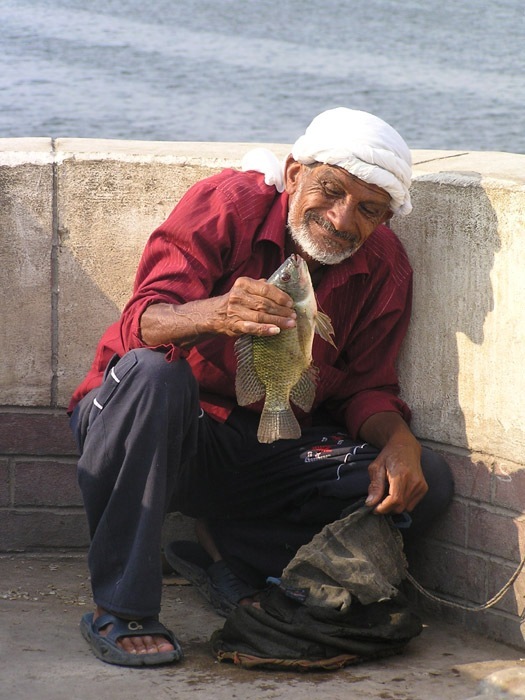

{"left": 234, "top": 253, "right": 336, "bottom": 443}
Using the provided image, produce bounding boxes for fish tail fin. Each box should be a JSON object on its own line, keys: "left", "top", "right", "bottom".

{"left": 257, "top": 407, "right": 301, "bottom": 444}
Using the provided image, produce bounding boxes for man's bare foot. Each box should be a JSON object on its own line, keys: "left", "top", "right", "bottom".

{"left": 239, "top": 596, "right": 261, "bottom": 608}
{"left": 94, "top": 606, "right": 176, "bottom": 656}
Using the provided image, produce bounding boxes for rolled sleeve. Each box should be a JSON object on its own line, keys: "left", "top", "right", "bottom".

{"left": 343, "top": 390, "right": 412, "bottom": 439}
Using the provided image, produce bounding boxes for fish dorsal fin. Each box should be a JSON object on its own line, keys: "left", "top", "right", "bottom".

{"left": 290, "top": 364, "right": 318, "bottom": 412}
{"left": 315, "top": 310, "right": 337, "bottom": 349}
{"left": 234, "top": 335, "right": 266, "bottom": 406}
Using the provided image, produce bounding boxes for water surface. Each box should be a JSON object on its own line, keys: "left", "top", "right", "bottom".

{"left": 1, "top": 0, "right": 524, "bottom": 152}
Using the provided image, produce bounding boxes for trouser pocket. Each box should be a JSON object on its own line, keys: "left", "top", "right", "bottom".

{"left": 74, "top": 352, "right": 139, "bottom": 453}
{"left": 92, "top": 352, "right": 138, "bottom": 411}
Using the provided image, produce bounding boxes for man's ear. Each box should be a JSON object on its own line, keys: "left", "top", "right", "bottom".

{"left": 283, "top": 156, "right": 303, "bottom": 195}
{"left": 381, "top": 208, "right": 394, "bottom": 226}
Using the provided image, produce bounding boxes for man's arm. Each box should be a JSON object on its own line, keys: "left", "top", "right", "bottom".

{"left": 359, "top": 411, "right": 428, "bottom": 514}
{"left": 140, "top": 277, "right": 297, "bottom": 348}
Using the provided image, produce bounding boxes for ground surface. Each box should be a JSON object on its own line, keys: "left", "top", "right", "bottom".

{"left": 1, "top": 554, "right": 523, "bottom": 700}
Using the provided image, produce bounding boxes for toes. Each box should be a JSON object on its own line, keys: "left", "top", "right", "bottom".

{"left": 118, "top": 636, "right": 139, "bottom": 655}
{"left": 94, "top": 611, "right": 175, "bottom": 656}
{"left": 118, "top": 634, "right": 174, "bottom": 655}
{"left": 239, "top": 596, "right": 255, "bottom": 606}
{"left": 154, "top": 636, "right": 175, "bottom": 653}
{"left": 131, "top": 635, "right": 152, "bottom": 655}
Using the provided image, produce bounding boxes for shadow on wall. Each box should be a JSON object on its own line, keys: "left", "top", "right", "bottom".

{"left": 398, "top": 172, "right": 525, "bottom": 636}
{"left": 55, "top": 158, "right": 221, "bottom": 408}
{"left": 57, "top": 242, "right": 123, "bottom": 407}
{"left": 398, "top": 170, "right": 501, "bottom": 452}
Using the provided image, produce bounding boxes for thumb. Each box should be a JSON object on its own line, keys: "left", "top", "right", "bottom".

{"left": 365, "top": 462, "right": 387, "bottom": 507}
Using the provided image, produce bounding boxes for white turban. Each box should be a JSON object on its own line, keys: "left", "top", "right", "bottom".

{"left": 242, "top": 107, "right": 413, "bottom": 216}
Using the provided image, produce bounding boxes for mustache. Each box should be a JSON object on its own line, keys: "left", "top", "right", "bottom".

{"left": 305, "top": 212, "right": 359, "bottom": 245}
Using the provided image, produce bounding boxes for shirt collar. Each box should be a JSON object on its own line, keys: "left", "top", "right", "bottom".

{"left": 320, "top": 243, "right": 370, "bottom": 289}
{"left": 253, "top": 189, "right": 289, "bottom": 248}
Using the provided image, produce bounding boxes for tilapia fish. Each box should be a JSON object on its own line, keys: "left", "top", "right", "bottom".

{"left": 234, "top": 253, "right": 336, "bottom": 444}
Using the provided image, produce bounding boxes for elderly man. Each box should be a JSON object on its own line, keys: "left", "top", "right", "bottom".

{"left": 69, "top": 108, "right": 453, "bottom": 666}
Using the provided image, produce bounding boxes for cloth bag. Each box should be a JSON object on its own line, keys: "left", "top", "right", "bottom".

{"left": 211, "top": 504, "right": 422, "bottom": 670}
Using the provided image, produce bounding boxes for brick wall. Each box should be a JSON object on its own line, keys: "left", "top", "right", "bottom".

{"left": 0, "top": 410, "right": 89, "bottom": 550}
{"left": 1, "top": 406, "right": 524, "bottom": 647}
{"left": 408, "top": 449, "right": 525, "bottom": 648}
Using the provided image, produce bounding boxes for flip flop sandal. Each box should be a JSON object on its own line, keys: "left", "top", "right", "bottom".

{"left": 164, "top": 540, "right": 259, "bottom": 617}
{"left": 80, "top": 612, "right": 183, "bottom": 666}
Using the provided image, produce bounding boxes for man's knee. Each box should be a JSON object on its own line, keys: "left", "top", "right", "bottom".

{"left": 124, "top": 348, "right": 194, "bottom": 390}
{"left": 421, "top": 447, "right": 454, "bottom": 508}
{"left": 76, "top": 350, "right": 197, "bottom": 446}
{"left": 408, "top": 448, "right": 454, "bottom": 533}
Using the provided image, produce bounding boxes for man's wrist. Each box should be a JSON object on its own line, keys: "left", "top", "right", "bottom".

{"left": 359, "top": 411, "right": 419, "bottom": 452}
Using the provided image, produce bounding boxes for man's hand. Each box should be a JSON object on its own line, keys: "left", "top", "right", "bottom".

{"left": 359, "top": 412, "right": 428, "bottom": 515}
{"left": 140, "top": 277, "right": 296, "bottom": 348}
{"left": 216, "top": 277, "right": 297, "bottom": 337}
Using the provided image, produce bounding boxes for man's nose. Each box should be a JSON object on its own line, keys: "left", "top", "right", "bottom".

{"left": 325, "top": 197, "right": 357, "bottom": 234}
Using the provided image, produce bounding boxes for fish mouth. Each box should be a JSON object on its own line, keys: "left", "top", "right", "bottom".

{"left": 289, "top": 252, "right": 311, "bottom": 287}
{"left": 289, "top": 253, "right": 304, "bottom": 267}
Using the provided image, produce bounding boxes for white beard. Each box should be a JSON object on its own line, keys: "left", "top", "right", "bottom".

{"left": 287, "top": 191, "right": 360, "bottom": 266}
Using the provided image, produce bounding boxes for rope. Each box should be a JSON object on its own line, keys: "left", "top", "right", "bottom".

{"left": 405, "top": 551, "right": 525, "bottom": 615}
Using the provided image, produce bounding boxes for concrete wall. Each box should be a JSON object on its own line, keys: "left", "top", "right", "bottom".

{"left": 1, "top": 138, "right": 525, "bottom": 648}
{"left": 395, "top": 151, "right": 525, "bottom": 648}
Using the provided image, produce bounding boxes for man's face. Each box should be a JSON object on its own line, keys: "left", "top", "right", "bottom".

{"left": 284, "top": 160, "right": 392, "bottom": 265}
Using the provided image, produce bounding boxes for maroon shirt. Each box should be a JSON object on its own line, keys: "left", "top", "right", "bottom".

{"left": 69, "top": 169, "right": 413, "bottom": 438}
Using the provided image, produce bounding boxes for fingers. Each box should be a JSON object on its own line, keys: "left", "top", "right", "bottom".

{"left": 365, "top": 462, "right": 387, "bottom": 509}
{"left": 374, "top": 493, "right": 411, "bottom": 516}
{"left": 373, "top": 478, "right": 428, "bottom": 514}
{"left": 225, "top": 277, "right": 297, "bottom": 336}
{"left": 374, "top": 482, "right": 428, "bottom": 515}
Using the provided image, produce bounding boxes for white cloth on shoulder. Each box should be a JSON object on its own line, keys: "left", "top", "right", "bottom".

{"left": 241, "top": 147, "right": 286, "bottom": 194}
{"left": 241, "top": 107, "right": 413, "bottom": 216}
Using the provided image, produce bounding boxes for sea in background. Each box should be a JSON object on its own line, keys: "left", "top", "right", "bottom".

{"left": 1, "top": 0, "right": 524, "bottom": 153}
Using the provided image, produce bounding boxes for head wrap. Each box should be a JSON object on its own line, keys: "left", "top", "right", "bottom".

{"left": 242, "top": 107, "right": 413, "bottom": 216}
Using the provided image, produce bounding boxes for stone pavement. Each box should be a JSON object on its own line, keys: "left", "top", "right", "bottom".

{"left": 1, "top": 553, "right": 525, "bottom": 700}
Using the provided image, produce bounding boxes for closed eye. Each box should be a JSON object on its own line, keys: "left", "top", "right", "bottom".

{"left": 321, "top": 181, "right": 344, "bottom": 198}
{"left": 360, "top": 203, "right": 386, "bottom": 219}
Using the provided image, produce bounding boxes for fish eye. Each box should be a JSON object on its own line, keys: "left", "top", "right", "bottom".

{"left": 281, "top": 272, "right": 291, "bottom": 282}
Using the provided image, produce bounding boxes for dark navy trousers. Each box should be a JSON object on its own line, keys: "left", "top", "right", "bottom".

{"left": 71, "top": 348, "right": 454, "bottom": 618}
